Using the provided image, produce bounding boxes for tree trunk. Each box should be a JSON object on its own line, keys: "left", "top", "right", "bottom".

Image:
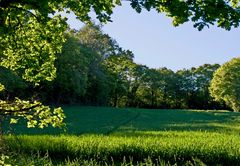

{"left": 0, "top": 115, "right": 3, "bottom": 139}
{"left": 0, "top": 114, "right": 5, "bottom": 153}
{"left": 151, "top": 90, "right": 154, "bottom": 108}
{"left": 113, "top": 95, "right": 118, "bottom": 108}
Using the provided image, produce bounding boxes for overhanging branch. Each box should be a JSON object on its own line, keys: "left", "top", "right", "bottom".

{"left": 0, "top": 103, "right": 41, "bottom": 115}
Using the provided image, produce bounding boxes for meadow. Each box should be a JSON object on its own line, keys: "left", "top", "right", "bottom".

{"left": 3, "top": 106, "right": 240, "bottom": 165}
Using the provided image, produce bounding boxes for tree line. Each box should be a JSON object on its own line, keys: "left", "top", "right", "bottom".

{"left": 0, "top": 24, "right": 228, "bottom": 110}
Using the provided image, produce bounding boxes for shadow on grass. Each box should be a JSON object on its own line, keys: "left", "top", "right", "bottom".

{"left": 3, "top": 106, "right": 240, "bottom": 135}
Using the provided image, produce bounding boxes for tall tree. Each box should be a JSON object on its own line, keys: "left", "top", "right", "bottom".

{"left": 210, "top": 58, "right": 240, "bottom": 112}
{"left": 44, "top": 32, "right": 93, "bottom": 104}
{"left": 76, "top": 24, "right": 120, "bottom": 58}
{"left": 137, "top": 68, "right": 162, "bottom": 108}
{"left": 76, "top": 25, "right": 118, "bottom": 105}
{"left": 193, "top": 64, "right": 221, "bottom": 109}
{"left": 155, "top": 68, "right": 177, "bottom": 108}
{"left": 104, "top": 51, "right": 135, "bottom": 107}
{"left": 176, "top": 64, "right": 221, "bottom": 109}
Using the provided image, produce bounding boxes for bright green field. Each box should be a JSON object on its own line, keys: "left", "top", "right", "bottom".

{"left": 3, "top": 107, "right": 240, "bottom": 165}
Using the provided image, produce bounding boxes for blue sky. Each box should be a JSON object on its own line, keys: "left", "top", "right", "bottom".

{"left": 66, "top": 2, "right": 240, "bottom": 71}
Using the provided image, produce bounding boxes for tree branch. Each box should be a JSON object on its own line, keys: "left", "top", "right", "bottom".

{"left": 9, "top": 5, "right": 41, "bottom": 22}
{"left": 0, "top": 103, "right": 41, "bottom": 115}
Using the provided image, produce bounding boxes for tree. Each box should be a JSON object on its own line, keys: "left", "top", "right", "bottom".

{"left": 104, "top": 52, "right": 135, "bottom": 107}
{"left": 76, "top": 24, "right": 120, "bottom": 58}
{"left": 129, "top": 0, "right": 240, "bottom": 30}
{"left": 0, "top": 67, "right": 27, "bottom": 100}
{"left": 41, "top": 32, "right": 93, "bottom": 104}
{"left": 0, "top": 0, "right": 120, "bottom": 132}
{"left": 210, "top": 58, "right": 240, "bottom": 112}
{"left": 193, "top": 64, "right": 221, "bottom": 109}
{"left": 155, "top": 68, "right": 177, "bottom": 108}
{"left": 0, "top": 11, "right": 66, "bottom": 133}
{"left": 1, "top": 0, "right": 240, "bottom": 32}
{"left": 137, "top": 68, "right": 178, "bottom": 108}
{"left": 176, "top": 64, "right": 221, "bottom": 109}
{"left": 176, "top": 68, "right": 197, "bottom": 108}
{"left": 76, "top": 25, "right": 117, "bottom": 105}
{"left": 125, "top": 64, "right": 148, "bottom": 107}
{"left": 137, "top": 68, "right": 162, "bottom": 108}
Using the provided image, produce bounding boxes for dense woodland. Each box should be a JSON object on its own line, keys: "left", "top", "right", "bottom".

{"left": 0, "top": 24, "right": 228, "bottom": 110}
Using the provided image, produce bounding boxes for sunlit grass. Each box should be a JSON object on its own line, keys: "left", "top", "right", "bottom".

{"left": 5, "top": 131, "right": 240, "bottom": 165}
{"left": 3, "top": 106, "right": 240, "bottom": 165}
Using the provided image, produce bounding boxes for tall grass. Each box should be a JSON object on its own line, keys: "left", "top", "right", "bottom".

{"left": 2, "top": 153, "right": 178, "bottom": 166}
{"left": 5, "top": 131, "right": 240, "bottom": 165}
{"left": 3, "top": 107, "right": 240, "bottom": 165}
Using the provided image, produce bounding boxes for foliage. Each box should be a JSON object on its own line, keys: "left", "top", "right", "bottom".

{"left": 141, "top": 68, "right": 177, "bottom": 108}
{"left": 104, "top": 52, "right": 142, "bottom": 107}
{"left": 0, "top": 99, "right": 65, "bottom": 128}
{"left": 46, "top": 33, "right": 93, "bottom": 104}
{"left": 76, "top": 25, "right": 115, "bottom": 105}
{"left": 177, "top": 64, "right": 220, "bottom": 109}
{"left": 0, "top": 67, "right": 27, "bottom": 100}
{"left": 129, "top": 0, "right": 240, "bottom": 30}
{"left": 0, "top": 2, "right": 67, "bottom": 130}
{"left": 0, "top": 4, "right": 67, "bottom": 84}
{"left": 2, "top": 23, "right": 224, "bottom": 109}
{"left": 210, "top": 58, "right": 240, "bottom": 112}
{"left": 1, "top": 0, "right": 240, "bottom": 32}
{"left": 0, "top": 154, "right": 11, "bottom": 166}
{"left": 154, "top": 68, "right": 176, "bottom": 108}
{"left": 0, "top": 0, "right": 120, "bottom": 27}
{"left": 76, "top": 24, "right": 120, "bottom": 58}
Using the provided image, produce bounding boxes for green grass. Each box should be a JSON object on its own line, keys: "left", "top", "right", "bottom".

{"left": 4, "top": 106, "right": 240, "bottom": 134}
{"left": 5, "top": 132, "right": 240, "bottom": 165}
{"left": 3, "top": 106, "right": 240, "bottom": 165}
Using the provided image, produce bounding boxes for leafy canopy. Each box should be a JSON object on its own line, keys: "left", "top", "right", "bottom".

{"left": 210, "top": 58, "right": 240, "bottom": 112}
{"left": 130, "top": 0, "right": 240, "bottom": 30}
{"left": 1, "top": 0, "right": 240, "bottom": 31}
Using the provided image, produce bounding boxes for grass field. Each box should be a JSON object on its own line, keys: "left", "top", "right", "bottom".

{"left": 5, "top": 106, "right": 240, "bottom": 134}
{"left": 3, "top": 106, "right": 240, "bottom": 165}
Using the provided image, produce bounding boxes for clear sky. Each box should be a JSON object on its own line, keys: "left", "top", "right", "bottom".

{"left": 66, "top": 2, "right": 240, "bottom": 71}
